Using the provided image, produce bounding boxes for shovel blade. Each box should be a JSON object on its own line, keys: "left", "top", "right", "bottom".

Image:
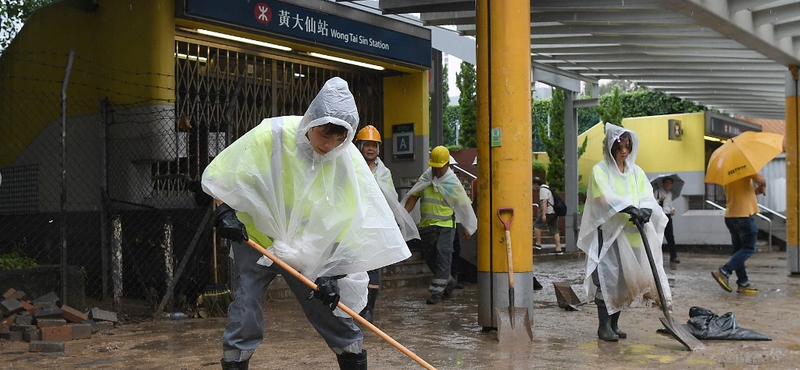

{"left": 659, "top": 316, "right": 705, "bottom": 351}
{"left": 553, "top": 282, "right": 583, "bottom": 310}
{"left": 495, "top": 307, "right": 533, "bottom": 343}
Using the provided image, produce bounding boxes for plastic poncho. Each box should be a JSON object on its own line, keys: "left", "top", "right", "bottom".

{"left": 372, "top": 157, "right": 420, "bottom": 241}
{"left": 202, "top": 77, "right": 411, "bottom": 316}
{"left": 401, "top": 167, "right": 477, "bottom": 235}
{"left": 577, "top": 123, "right": 671, "bottom": 314}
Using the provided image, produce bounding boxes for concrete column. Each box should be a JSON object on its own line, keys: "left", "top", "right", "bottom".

{"left": 787, "top": 66, "right": 800, "bottom": 274}
{"left": 430, "top": 49, "right": 444, "bottom": 147}
{"left": 564, "top": 91, "right": 579, "bottom": 253}
{"left": 476, "top": 0, "right": 533, "bottom": 329}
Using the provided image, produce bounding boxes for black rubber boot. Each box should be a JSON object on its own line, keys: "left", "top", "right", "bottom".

{"left": 337, "top": 350, "right": 367, "bottom": 370}
{"left": 610, "top": 311, "right": 627, "bottom": 339}
{"left": 220, "top": 359, "right": 249, "bottom": 370}
{"left": 359, "top": 288, "right": 379, "bottom": 323}
{"left": 596, "top": 299, "right": 619, "bottom": 342}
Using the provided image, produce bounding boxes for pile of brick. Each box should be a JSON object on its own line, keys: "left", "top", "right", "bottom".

{"left": 0, "top": 288, "right": 118, "bottom": 352}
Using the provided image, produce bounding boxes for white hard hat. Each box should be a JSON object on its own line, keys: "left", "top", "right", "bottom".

{"left": 449, "top": 155, "right": 458, "bottom": 165}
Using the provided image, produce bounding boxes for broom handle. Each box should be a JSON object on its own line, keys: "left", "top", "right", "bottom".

{"left": 244, "top": 240, "right": 437, "bottom": 370}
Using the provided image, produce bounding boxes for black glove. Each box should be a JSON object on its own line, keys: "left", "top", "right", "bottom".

{"left": 621, "top": 206, "right": 651, "bottom": 224}
{"left": 308, "top": 275, "right": 346, "bottom": 310}
{"left": 640, "top": 208, "right": 652, "bottom": 224}
{"left": 214, "top": 203, "right": 248, "bottom": 242}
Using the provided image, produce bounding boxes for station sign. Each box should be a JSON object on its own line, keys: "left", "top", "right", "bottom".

{"left": 185, "top": 0, "right": 431, "bottom": 68}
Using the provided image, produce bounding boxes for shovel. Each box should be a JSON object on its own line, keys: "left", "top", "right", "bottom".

{"left": 553, "top": 281, "right": 585, "bottom": 311}
{"left": 495, "top": 207, "right": 533, "bottom": 342}
{"left": 244, "top": 239, "right": 437, "bottom": 370}
{"left": 630, "top": 217, "right": 705, "bottom": 351}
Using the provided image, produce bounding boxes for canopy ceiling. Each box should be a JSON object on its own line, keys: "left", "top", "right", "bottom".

{"left": 373, "top": 0, "right": 800, "bottom": 120}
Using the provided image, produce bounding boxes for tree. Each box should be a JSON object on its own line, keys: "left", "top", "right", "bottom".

{"left": 531, "top": 98, "right": 551, "bottom": 152}
{"left": 598, "top": 79, "right": 636, "bottom": 95}
{"left": 440, "top": 63, "right": 453, "bottom": 144}
{"left": 456, "top": 61, "right": 477, "bottom": 148}
{"left": 619, "top": 87, "right": 706, "bottom": 117}
{"left": 534, "top": 88, "right": 588, "bottom": 192}
{"left": 444, "top": 104, "right": 460, "bottom": 146}
{"left": 596, "top": 86, "right": 623, "bottom": 127}
{"left": 536, "top": 88, "right": 566, "bottom": 191}
{"left": 1, "top": 0, "right": 56, "bottom": 53}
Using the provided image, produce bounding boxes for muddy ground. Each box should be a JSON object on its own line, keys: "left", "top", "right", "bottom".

{"left": 2, "top": 251, "right": 800, "bottom": 370}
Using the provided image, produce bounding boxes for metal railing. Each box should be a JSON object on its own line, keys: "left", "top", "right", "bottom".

{"left": 758, "top": 203, "right": 787, "bottom": 220}
{"left": 705, "top": 200, "right": 773, "bottom": 252}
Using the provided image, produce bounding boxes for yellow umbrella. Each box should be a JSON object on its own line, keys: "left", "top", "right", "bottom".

{"left": 705, "top": 131, "right": 784, "bottom": 185}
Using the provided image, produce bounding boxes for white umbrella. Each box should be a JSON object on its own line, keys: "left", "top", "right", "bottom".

{"left": 650, "top": 173, "right": 684, "bottom": 199}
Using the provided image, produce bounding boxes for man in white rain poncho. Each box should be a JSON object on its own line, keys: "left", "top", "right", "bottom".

{"left": 403, "top": 146, "right": 477, "bottom": 305}
{"left": 202, "top": 77, "right": 411, "bottom": 370}
{"left": 354, "top": 125, "right": 419, "bottom": 323}
{"left": 577, "top": 123, "right": 671, "bottom": 342}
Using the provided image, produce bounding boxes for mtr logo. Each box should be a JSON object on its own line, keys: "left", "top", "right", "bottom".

{"left": 254, "top": 3, "right": 272, "bottom": 24}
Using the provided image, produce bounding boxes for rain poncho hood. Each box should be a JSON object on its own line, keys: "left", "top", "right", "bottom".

{"left": 202, "top": 77, "right": 410, "bottom": 315}
{"left": 372, "top": 157, "right": 420, "bottom": 241}
{"left": 577, "top": 123, "right": 670, "bottom": 314}
{"left": 401, "top": 167, "right": 477, "bottom": 235}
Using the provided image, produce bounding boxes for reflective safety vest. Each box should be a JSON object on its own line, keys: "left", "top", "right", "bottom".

{"left": 416, "top": 185, "right": 455, "bottom": 228}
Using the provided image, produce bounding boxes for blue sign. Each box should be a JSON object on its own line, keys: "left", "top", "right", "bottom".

{"left": 394, "top": 132, "right": 413, "bottom": 155}
{"left": 185, "top": 0, "right": 431, "bottom": 68}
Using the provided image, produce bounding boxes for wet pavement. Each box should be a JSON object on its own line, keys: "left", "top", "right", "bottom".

{"left": 3, "top": 251, "right": 800, "bottom": 369}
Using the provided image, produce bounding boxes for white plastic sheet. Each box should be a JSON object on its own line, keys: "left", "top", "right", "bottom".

{"left": 402, "top": 167, "right": 477, "bottom": 236}
{"left": 373, "top": 157, "right": 420, "bottom": 241}
{"left": 202, "top": 77, "right": 410, "bottom": 315}
{"left": 577, "top": 123, "right": 671, "bottom": 314}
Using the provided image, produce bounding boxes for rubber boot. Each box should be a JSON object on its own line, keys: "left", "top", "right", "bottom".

{"left": 337, "top": 350, "right": 367, "bottom": 370}
{"left": 359, "top": 288, "right": 379, "bottom": 323}
{"left": 595, "top": 299, "right": 619, "bottom": 342}
{"left": 610, "top": 311, "right": 627, "bottom": 339}
{"left": 220, "top": 359, "right": 249, "bottom": 370}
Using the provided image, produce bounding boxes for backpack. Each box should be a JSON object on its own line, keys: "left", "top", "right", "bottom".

{"left": 543, "top": 185, "right": 567, "bottom": 216}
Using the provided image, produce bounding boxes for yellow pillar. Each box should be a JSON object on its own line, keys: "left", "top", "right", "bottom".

{"left": 787, "top": 65, "right": 800, "bottom": 274}
{"left": 476, "top": 0, "right": 532, "bottom": 328}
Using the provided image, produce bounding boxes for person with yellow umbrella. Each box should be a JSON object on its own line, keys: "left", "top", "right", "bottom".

{"left": 708, "top": 131, "right": 784, "bottom": 294}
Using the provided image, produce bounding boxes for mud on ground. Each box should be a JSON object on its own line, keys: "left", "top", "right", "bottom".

{"left": 2, "top": 252, "right": 800, "bottom": 370}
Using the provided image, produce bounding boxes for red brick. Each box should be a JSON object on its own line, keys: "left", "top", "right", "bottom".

{"left": 61, "top": 305, "right": 88, "bottom": 323}
{"left": 2, "top": 288, "right": 15, "bottom": 299}
{"left": 21, "top": 300, "right": 34, "bottom": 315}
{"left": 1, "top": 314, "right": 15, "bottom": 329}
{"left": 40, "top": 326, "right": 72, "bottom": 341}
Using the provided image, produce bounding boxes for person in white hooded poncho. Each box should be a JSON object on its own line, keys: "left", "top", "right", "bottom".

{"left": 354, "top": 124, "right": 419, "bottom": 323}
{"left": 403, "top": 146, "right": 477, "bottom": 305}
{"left": 202, "top": 77, "right": 411, "bottom": 370}
{"left": 577, "top": 123, "right": 671, "bottom": 342}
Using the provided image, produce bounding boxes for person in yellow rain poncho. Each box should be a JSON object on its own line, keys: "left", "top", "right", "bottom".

{"left": 202, "top": 77, "right": 411, "bottom": 370}
{"left": 354, "top": 125, "right": 419, "bottom": 323}
{"left": 403, "top": 146, "right": 477, "bottom": 305}
{"left": 577, "top": 123, "right": 670, "bottom": 342}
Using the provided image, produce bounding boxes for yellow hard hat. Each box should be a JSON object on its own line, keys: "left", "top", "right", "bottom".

{"left": 355, "top": 125, "right": 381, "bottom": 143}
{"left": 429, "top": 146, "right": 450, "bottom": 168}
